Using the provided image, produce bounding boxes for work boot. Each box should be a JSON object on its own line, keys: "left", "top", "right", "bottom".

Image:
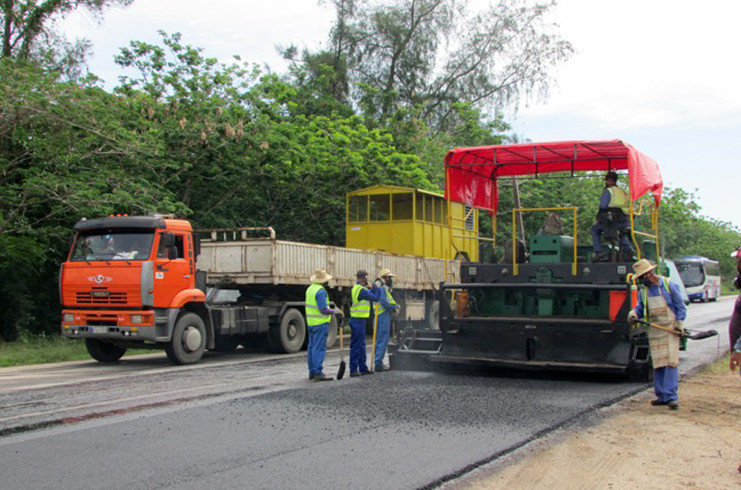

{"left": 374, "top": 364, "right": 387, "bottom": 372}
{"left": 593, "top": 252, "right": 609, "bottom": 263}
{"left": 360, "top": 370, "right": 374, "bottom": 375}
{"left": 313, "top": 373, "right": 333, "bottom": 382}
{"left": 650, "top": 399, "right": 668, "bottom": 406}
{"left": 350, "top": 372, "right": 360, "bottom": 378}
{"left": 667, "top": 400, "right": 679, "bottom": 410}
{"left": 308, "top": 373, "right": 315, "bottom": 380}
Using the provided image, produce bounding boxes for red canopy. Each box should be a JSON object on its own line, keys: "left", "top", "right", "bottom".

{"left": 444, "top": 140, "right": 663, "bottom": 211}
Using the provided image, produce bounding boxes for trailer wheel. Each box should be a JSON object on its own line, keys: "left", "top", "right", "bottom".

{"left": 326, "top": 315, "right": 338, "bottom": 348}
{"left": 269, "top": 308, "right": 306, "bottom": 354}
{"left": 85, "top": 339, "right": 126, "bottom": 363}
{"left": 166, "top": 313, "right": 206, "bottom": 365}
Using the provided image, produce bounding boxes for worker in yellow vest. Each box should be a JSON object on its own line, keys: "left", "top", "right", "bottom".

{"left": 374, "top": 268, "right": 399, "bottom": 371}
{"left": 305, "top": 268, "right": 336, "bottom": 382}
{"left": 349, "top": 270, "right": 381, "bottom": 377}
{"left": 591, "top": 171, "right": 634, "bottom": 261}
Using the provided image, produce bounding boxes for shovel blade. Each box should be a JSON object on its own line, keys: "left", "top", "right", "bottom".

{"left": 337, "top": 360, "right": 346, "bottom": 380}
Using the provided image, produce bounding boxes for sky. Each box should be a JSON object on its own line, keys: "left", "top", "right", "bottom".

{"left": 61, "top": 0, "right": 741, "bottom": 231}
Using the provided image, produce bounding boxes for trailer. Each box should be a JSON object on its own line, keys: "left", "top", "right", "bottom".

{"left": 60, "top": 220, "right": 457, "bottom": 365}
{"left": 391, "top": 140, "right": 665, "bottom": 380}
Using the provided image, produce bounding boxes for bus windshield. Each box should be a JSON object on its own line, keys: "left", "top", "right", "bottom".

{"left": 677, "top": 262, "right": 704, "bottom": 287}
{"left": 70, "top": 230, "right": 155, "bottom": 261}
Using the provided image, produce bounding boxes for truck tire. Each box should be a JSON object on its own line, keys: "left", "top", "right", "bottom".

{"left": 269, "top": 308, "right": 306, "bottom": 354}
{"left": 166, "top": 312, "right": 207, "bottom": 365}
{"left": 85, "top": 338, "right": 126, "bottom": 363}
{"left": 326, "top": 315, "right": 338, "bottom": 348}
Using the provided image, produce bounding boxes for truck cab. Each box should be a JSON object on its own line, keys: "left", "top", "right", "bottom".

{"left": 60, "top": 215, "right": 208, "bottom": 364}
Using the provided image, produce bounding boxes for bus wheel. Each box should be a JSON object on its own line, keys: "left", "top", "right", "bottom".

{"left": 85, "top": 339, "right": 126, "bottom": 363}
{"left": 166, "top": 313, "right": 206, "bottom": 365}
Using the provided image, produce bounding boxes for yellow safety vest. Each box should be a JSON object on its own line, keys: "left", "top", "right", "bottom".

{"left": 642, "top": 276, "right": 671, "bottom": 319}
{"left": 607, "top": 186, "right": 629, "bottom": 214}
{"left": 305, "top": 283, "right": 331, "bottom": 326}
{"left": 376, "top": 287, "right": 398, "bottom": 315}
{"left": 350, "top": 284, "right": 371, "bottom": 319}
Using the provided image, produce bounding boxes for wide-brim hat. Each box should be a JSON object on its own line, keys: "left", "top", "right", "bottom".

{"left": 310, "top": 268, "right": 333, "bottom": 283}
{"left": 731, "top": 248, "right": 741, "bottom": 258}
{"left": 379, "top": 268, "right": 395, "bottom": 278}
{"left": 632, "top": 258, "right": 657, "bottom": 278}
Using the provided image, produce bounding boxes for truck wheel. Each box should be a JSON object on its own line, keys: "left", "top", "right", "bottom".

{"left": 166, "top": 313, "right": 206, "bottom": 365}
{"left": 326, "top": 315, "right": 338, "bottom": 349}
{"left": 269, "top": 308, "right": 306, "bottom": 354}
{"left": 85, "top": 339, "right": 126, "bottom": 362}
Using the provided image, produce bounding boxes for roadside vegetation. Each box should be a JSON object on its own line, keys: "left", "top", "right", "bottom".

{"left": 1, "top": 1, "right": 739, "bottom": 343}
{"left": 0, "top": 334, "right": 150, "bottom": 367}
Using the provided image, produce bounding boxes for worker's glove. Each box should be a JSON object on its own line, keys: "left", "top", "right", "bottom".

{"left": 627, "top": 310, "right": 638, "bottom": 325}
{"left": 334, "top": 308, "right": 344, "bottom": 318}
{"left": 674, "top": 320, "right": 684, "bottom": 335}
{"left": 373, "top": 278, "right": 383, "bottom": 288}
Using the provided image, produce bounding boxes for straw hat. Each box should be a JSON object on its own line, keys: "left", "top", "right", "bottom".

{"left": 310, "top": 268, "right": 332, "bottom": 283}
{"left": 379, "top": 268, "right": 395, "bottom": 278}
{"left": 632, "top": 258, "right": 657, "bottom": 278}
{"left": 731, "top": 247, "right": 741, "bottom": 258}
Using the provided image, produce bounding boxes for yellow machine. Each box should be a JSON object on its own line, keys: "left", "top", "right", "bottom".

{"left": 346, "top": 185, "right": 479, "bottom": 261}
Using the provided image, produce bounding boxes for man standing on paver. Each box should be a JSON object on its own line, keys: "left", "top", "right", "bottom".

{"left": 373, "top": 268, "right": 399, "bottom": 372}
{"left": 349, "top": 270, "right": 381, "bottom": 377}
{"left": 305, "top": 268, "right": 335, "bottom": 382}
{"left": 628, "top": 259, "right": 687, "bottom": 409}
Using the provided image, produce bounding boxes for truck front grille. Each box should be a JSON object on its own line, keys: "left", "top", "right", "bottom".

{"left": 76, "top": 290, "right": 128, "bottom": 305}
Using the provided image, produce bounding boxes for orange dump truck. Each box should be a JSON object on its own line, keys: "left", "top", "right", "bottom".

{"left": 60, "top": 215, "right": 457, "bottom": 364}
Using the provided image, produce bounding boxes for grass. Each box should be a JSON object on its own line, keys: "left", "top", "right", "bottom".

{"left": 0, "top": 334, "right": 151, "bottom": 367}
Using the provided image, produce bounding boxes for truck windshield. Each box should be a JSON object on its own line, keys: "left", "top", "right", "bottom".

{"left": 70, "top": 231, "right": 155, "bottom": 261}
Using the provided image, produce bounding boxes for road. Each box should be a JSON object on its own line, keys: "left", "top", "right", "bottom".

{"left": 0, "top": 298, "right": 733, "bottom": 489}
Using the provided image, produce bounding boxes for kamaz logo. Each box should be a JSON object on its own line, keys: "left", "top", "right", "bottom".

{"left": 88, "top": 275, "right": 112, "bottom": 284}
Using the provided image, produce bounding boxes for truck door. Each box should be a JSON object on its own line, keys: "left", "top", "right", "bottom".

{"left": 153, "top": 232, "right": 193, "bottom": 308}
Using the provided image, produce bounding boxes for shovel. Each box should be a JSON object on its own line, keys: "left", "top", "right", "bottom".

{"left": 636, "top": 319, "right": 718, "bottom": 340}
{"left": 337, "top": 320, "right": 346, "bottom": 380}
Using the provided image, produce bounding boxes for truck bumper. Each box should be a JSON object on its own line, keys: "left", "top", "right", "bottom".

{"left": 61, "top": 309, "right": 167, "bottom": 343}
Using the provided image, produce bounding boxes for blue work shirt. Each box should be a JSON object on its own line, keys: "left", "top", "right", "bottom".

{"left": 599, "top": 188, "right": 611, "bottom": 209}
{"left": 314, "top": 287, "right": 334, "bottom": 316}
{"left": 634, "top": 278, "right": 687, "bottom": 321}
{"left": 378, "top": 286, "right": 397, "bottom": 312}
{"left": 356, "top": 282, "right": 381, "bottom": 303}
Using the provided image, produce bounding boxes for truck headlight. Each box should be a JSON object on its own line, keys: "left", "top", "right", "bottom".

{"left": 63, "top": 313, "right": 74, "bottom": 322}
{"left": 131, "top": 314, "right": 143, "bottom": 324}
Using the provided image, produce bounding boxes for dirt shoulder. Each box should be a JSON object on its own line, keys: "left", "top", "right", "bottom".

{"left": 456, "top": 362, "right": 741, "bottom": 490}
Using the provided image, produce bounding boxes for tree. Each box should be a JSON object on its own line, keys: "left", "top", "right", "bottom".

{"left": 1, "top": 0, "right": 133, "bottom": 75}
{"left": 326, "top": 0, "right": 573, "bottom": 132}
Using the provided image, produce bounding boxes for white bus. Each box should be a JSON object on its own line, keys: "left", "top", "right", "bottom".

{"left": 675, "top": 255, "right": 721, "bottom": 302}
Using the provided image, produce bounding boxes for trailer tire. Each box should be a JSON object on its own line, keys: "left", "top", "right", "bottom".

{"left": 269, "top": 308, "right": 306, "bottom": 354}
{"left": 427, "top": 301, "right": 440, "bottom": 330}
{"left": 326, "top": 315, "right": 338, "bottom": 348}
{"left": 166, "top": 313, "right": 207, "bottom": 365}
{"left": 85, "top": 339, "right": 126, "bottom": 363}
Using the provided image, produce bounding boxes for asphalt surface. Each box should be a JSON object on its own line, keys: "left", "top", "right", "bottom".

{"left": 0, "top": 298, "right": 733, "bottom": 490}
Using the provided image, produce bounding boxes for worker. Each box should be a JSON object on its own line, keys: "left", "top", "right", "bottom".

{"left": 728, "top": 247, "right": 741, "bottom": 354}
{"left": 349, "top": 270, "right": 381, "bottom": 377}
{"left": 373, "top": 268, "right": 399, "bottom": 372}
{"left": 628, "top": 258, "right": 687, "bottom": 409}
{"left": 591, "top": 171, "right": 634, "bottom": 261}
{"left": 305, "top": 268, "right": 336, "bottom": 382}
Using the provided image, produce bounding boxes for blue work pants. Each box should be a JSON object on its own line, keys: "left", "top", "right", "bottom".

{"left": 349, "top": 317, "right": 370, "bottom": 373}
{"left": 374, "top": 312, "right": 391, "bottom": 368}
{"left": 653, "top": 366, "right": 679, "bottom": 402}
{"left": 591, "top": 220, "right": 633, "bottom": 254}
{"left": 307, "top": 322, "right": 329, "bottom": 376}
